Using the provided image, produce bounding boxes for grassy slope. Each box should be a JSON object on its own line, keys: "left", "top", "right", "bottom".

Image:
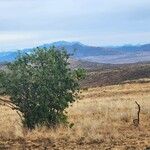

{"left": 0, "top": 61, "right": 150, "bottom": 149}
{"left": 0, "top": 81, "right": 150, "bottom": 149}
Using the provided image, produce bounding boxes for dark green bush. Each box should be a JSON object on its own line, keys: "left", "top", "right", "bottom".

{"left": 0, "top": 47, "right": 85, "bottom": 129}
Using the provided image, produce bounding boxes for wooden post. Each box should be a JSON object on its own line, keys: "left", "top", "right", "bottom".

{"left": 133, "top": 101, "right": 141, "bottom": 127}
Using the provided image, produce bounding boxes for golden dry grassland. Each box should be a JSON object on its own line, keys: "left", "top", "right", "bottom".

{"left": 0, "top": 80, "right": 150, "bottom": 149}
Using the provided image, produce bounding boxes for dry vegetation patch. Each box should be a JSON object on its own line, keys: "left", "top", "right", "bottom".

{"left": 0, "top": 82, "right": 150, "bottom": 149}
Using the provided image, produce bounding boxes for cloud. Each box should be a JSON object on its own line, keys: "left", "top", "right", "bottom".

{"left": 0, "top": 0, "right": 150, "bottom": 51}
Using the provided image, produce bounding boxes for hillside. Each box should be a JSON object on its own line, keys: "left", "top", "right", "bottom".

{"left": 69, "top": 59, "right": 110, "bottom": 70}
{"left": 1, "top": 60, "right": 150, "bottom": 87}
{"left": 80, "top": 62, "right": 150, "bottom": 87}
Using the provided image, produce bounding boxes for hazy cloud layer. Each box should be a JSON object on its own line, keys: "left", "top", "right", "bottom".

{"left": 0, "top": 0, "right": 150, "bottom": 51}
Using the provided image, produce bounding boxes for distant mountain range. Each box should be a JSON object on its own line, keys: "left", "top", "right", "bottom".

{"left": 0, "top": 41, "right": 150, "bottom": 64}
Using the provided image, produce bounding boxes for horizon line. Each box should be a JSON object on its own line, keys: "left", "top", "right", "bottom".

{"left": 0, "top": 40, "right": 150, "bottom": 52}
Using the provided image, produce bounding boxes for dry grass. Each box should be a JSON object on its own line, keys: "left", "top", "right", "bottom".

{"left": 0, "top": 82, "right": 150, "bottom": 149}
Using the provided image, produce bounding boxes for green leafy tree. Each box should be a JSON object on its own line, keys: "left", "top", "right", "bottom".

{"left": 0, "top": 47, "right": 85, "bottom": 129}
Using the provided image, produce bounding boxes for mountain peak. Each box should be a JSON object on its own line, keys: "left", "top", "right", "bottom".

{"left": 41, "top": 41, "right": 84, "bottom": 48}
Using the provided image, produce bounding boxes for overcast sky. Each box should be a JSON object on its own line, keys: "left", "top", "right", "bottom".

{"left": 0, "top": 0, "right": 150, "bottom": 51}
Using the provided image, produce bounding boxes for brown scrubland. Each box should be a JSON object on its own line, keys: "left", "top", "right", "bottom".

{"left": 0, "top": 79, "right": 150, "bottom": 149}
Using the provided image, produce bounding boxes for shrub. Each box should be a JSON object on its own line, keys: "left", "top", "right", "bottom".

{"left": 0, "top": 47, "right": 85, "bottom": 129}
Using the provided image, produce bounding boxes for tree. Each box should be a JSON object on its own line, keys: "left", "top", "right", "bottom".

{"left": 0, "top": 47, "right": 85, "bottom": 129}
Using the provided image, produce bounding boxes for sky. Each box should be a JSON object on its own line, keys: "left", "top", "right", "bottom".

{"left": 0, "top": 0, "right": 150, "bottom": 51}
